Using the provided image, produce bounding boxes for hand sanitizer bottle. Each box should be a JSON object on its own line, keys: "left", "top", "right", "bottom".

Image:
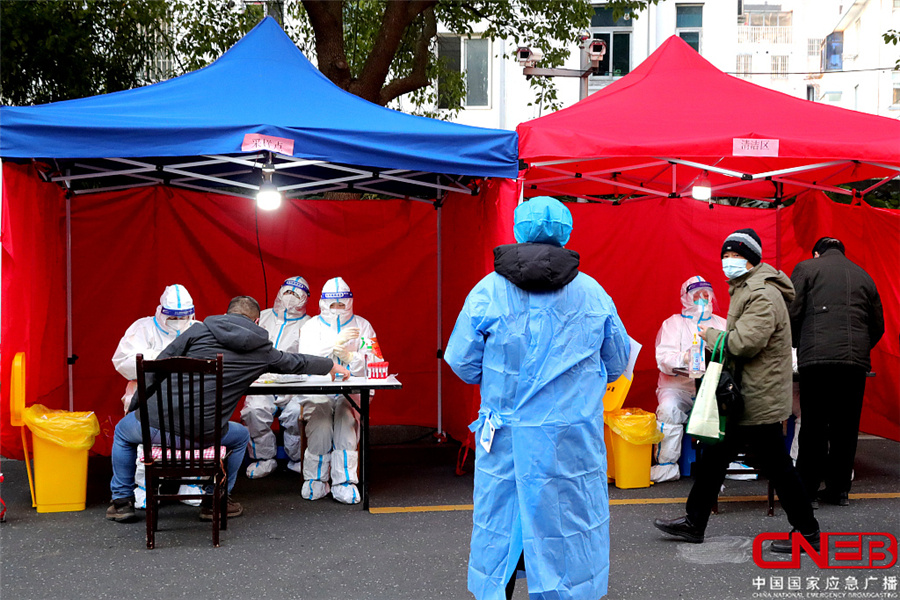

{"left": 690, "top": 333, "right": 703, "bottom": 378}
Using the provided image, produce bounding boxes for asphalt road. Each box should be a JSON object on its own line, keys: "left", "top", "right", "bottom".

{"left": 1, "top": 433, "right": 897, "bottom": 600}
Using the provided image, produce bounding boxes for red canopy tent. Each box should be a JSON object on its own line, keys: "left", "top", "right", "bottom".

{"left": 498, "top": 36, "right": 900, "bottom": 441}
{"left": 518, "top": 36, "right": 900, "bottom": 204}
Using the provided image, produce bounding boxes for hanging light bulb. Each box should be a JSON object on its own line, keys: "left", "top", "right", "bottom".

{"left": 256, "top": 171, "right": 281, "bottom": 210}
{"left": 692, "top": 174, "right": 712, "bottom": 200}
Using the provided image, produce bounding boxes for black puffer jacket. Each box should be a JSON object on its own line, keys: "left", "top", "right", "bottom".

{"left": 789, "top": 249, "right": 884, "bottom": 370}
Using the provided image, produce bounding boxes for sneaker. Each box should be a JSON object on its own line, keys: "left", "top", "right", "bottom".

{"left": 106, "top": 497, "right": 137, "bottom": 522}
{"left": 818, "top": 489, "right": 849, "bottom": 506}
{"left": 199, "top": 496, "right": 244, "bottom": 520}
{"left": 245, "top": 459, "right": 277, "bottom": 479}
{"left": 653, "top": 516, "right": 705, "bottom": 543}
{"left": 771, "top": 529, "right": 821, "bottom": 554}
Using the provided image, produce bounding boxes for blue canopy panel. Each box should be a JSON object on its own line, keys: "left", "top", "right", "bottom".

{"left": 0, "top": 17, "right": 518, "bottom": 199}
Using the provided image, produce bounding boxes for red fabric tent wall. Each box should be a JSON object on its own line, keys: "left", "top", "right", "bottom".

{"left": 1, "top": 162, "right": 440, "bottom": 457}
{"left": 439, "top": 185, "right": 899, "bottom": 442}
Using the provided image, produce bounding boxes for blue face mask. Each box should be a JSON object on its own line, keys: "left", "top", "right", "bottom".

{"left": 693, "top": 298, "right": 709, "bottom": 307}
{"left": 722, "top": 257, "right": 750, "bottom": 280}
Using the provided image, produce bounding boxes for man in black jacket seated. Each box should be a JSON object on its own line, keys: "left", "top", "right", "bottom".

{"left": 790, "top": 237, "right": 884, "bottom": 507}
{"left": 106, "top": 296, "right": 349, "bottom": 522}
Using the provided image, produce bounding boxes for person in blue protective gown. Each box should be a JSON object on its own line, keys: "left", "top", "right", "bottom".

{"left": 444, "top": 196, "right": 630, "bottom": 600}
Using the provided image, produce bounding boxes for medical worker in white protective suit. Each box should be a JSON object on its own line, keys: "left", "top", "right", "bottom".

{"left": 111, "top": 284, "right": 198, "bottom": 508}
{"left": 445, "top": 196, "right": 630, "bottom": 600}
{"left": 240, "top": 276, "right": 312, "bottom": 479}
{"left": 651, "top": 276, "right": 727, "bottom": 483}
{"left": 296, "top": 277, "right": 382, "bottom": 504}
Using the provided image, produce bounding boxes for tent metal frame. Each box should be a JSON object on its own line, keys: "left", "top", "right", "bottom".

{"left": 524, "top": 157, "right": 900, "bottom": 203}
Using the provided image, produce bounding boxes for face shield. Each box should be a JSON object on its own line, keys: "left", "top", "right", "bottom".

{"left": 157, "top": 284, "right": 195, "bottom": 335}
{"left": 680, "top": 277, "right": 716, "bottom": 320}
{"left": 318, "top": 277, "right": 354, "bottom": 325}
{"left": 272, "top": 276, "right": 309, "bottom": 319}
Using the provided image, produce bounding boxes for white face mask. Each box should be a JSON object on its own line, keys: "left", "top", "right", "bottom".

{"left": 167, "top": 317, "right": 191, "bottom": 332}
{"left": 722, "top": 257, "right": 750, "bottom": 280}
{"left": 281, "top": 293, "right": 303, "bottom": 311}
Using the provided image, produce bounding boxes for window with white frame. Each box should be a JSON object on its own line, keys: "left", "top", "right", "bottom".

{"left": 589, "top": 6, "right": 632, "bottom": 78}
{"left": 771, "top": 55, "right": 789, "bottom": 79}
{"left": 437, "top": 36, "right": 490, "bottom": 109}
{"left": 676, "top": 4, "right": 703, "bottom": 53}
{"left": 807, "top": 38, "right": 823, "bottom": 57}
{"left": 736, "top": 54, "right": 752, "bottom": 77}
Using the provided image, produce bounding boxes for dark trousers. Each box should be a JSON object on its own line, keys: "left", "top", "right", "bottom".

{"left": 505, "top": 552, "right": 525, "bottom": 600}
{"left": 797, "top": 364, "right": 867, "bottom": 496}
{"left": 686, "top": 422, "right": 818, "bottom": 535}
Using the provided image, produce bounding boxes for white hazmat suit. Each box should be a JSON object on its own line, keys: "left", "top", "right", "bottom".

{"left": 296, "top": 277, "right": 383, "bottom": 504}
{"left": 240, "top": 277, "right": 312, "bottom": 479}
{"left": 111, "top": 284, "right": 198, "bottom": 507}
{"left": 652, "top": 276, "right": 726, "bottom": 483}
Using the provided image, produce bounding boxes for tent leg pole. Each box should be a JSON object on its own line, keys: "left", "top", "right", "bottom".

{"left": 436, "top": 202, "right": 445, "bottom": 442}
{"left": 66, "top": 194, "right": 74, "bottom": 411}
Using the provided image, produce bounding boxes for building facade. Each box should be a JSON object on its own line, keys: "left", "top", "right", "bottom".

{"left": 428, "top": 0, "right": 900, "bottom": 130}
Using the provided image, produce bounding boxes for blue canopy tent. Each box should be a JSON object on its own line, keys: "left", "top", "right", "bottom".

{"left": 1, "top": 17, "right": 517, "bottom": 199}
{"left": 0, "top": 17, "right": 518, "bottom": 449}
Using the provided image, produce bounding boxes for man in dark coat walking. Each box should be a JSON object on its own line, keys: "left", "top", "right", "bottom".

{"left": 789, "top": 237, "right": 884, "bottom": 506}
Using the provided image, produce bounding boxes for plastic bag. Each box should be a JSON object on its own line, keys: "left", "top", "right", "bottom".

{"left": 23, "top": 404, "right": 100, "bottom": 450}
{"left": 604, "top": 408, "right": 664, "bottom": 445}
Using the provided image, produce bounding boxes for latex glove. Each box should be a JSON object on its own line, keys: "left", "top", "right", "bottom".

{"left": 334, "top": 327, "right": 360, "bottom": 346}
{"left": 333, "top": 344, "right": 355, "bottom": 363}
{"left": 682, "top": 350, "right": 691, "bottom": 366}
{"left": 330, "top": 361, "right": 352, "bottom": 381}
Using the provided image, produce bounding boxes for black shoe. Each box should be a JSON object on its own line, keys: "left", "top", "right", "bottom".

{"left": 771, "top": 529, "right": 820, "bottom": 554}
{"left": 105, "top": 497, "right": 136, "bottom": 522}
{"left": 199, "top": 496, "right": 243, "bottom": 520}
{"left": 819, "top": 490, "right": 849, "bottom": 506}
{"left": 653, "top": 516, "right": 705, "bottom": 543}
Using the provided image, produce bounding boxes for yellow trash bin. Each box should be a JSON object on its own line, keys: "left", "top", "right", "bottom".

{"left": 22, "top": 405, "right": 100, "bottom": 513}
{"left": 604, "top": 408, "right": 664, "bottom": 490}
{"left": 602, "top": 374, "right": 632, "bottom": 482}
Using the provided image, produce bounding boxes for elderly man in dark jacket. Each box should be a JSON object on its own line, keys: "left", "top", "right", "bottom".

{"left": 107, "top": 296, "right": 349, "bottom": 523}
{"left": 790, "top": 237, "right": 884, "bottom": 507}
{"left": 654, "top": 228, "right": 819, "bottom": 554}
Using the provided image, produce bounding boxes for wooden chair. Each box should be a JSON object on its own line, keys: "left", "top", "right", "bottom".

{"left": 135, "top": 353, "right": 227, "bottom": 549}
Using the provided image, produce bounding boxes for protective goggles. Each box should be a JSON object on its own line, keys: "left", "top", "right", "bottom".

{"left": 282, "top": 279, "right": 310, "bottom": 295}
{"left": 160, "top": 306, "right": 195, "bottom": 317}
{"left": 321, "top": 291, "right": 353, "bottom": 300}
{"left": 685, "top": 281, "right": 713, "bottom": 294}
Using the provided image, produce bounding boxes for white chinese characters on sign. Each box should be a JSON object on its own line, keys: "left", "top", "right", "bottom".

{"left": 241, "top": 133, "right": 295, "bottom": 155}
{"left": 732, "top": 138, "right": 780, "bottom": 157}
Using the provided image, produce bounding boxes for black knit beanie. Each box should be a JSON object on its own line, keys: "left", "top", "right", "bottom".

{"left": 721, "top": 228, "right": 762, "bottom": 266}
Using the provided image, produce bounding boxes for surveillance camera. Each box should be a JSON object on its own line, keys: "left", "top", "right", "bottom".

{"left": 517, "top": 46, "right": 544, "bottom": 68}
{"left": 587, "top": 39, "right": 607, "bottom": 68}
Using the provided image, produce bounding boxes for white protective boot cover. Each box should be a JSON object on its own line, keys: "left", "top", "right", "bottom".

{"left": 134, "top": 446, "right": 147, "bottom": 509}
{"left": 301, "top": 449, "right": 331, "bottom": 500}
{"left": 246, "top": 458, "right": 277, "bottom": 479}
{"left": 331, "top": 449, "right": 360, "bottom": 504}
{"left": 651, "top": 422, "right": 684, "bottom": 483}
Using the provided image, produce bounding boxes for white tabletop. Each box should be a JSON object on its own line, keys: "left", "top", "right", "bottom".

{"left": 247, "top": 375, "right": 402, "bottom": 394}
